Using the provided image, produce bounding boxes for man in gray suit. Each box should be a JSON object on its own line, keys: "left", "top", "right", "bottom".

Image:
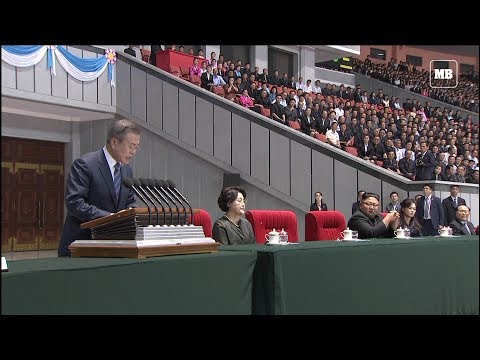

{"left": 58, "top": 119, "right": 142, "bottom": 256}
{"left": 385, "top": 191, "right": 401, "bottom": 212}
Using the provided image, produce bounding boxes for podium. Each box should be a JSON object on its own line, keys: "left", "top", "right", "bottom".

{"left": 69, "top": 208, "right": 219, "bottom": 258}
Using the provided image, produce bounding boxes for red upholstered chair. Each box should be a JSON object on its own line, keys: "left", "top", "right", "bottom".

{"left": 245, "top": 210, "right": 299, "bottom": 243}
{"left": 305, "top": 211, "right": 347, "bottom": 241}
{"left": 191, "top": 209, "right": 213, "bottom": 237}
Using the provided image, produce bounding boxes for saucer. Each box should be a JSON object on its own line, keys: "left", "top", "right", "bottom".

{"left": 341, "top": 239, "right": 369, "bottom": 242}
{"left": 395, "top": 236, "right": 410, "bottom": 239}
{"left": 436, "top": 234, "right": 461, "bottom": 238}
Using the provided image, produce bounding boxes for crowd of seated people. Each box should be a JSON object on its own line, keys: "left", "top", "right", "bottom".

{"left": 144, "top": 47, "right": 479, "bottom": 184}
{"left": 352, "top": 56, "right": 479, "bottom": 113}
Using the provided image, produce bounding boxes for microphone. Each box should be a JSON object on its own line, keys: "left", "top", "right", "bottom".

{"left": 160, "top": 179, "right": 185, "bottom": 225}
{"left": 149, "top": 178, "right": 174, "bottom": 226}
{"left": 166, "top": 179, "right": 194, "bottom": 225}
{"left": 144, "top": 178, "right": 168, "bottom": 226}
{"left": 155, "top": 179, "right": 181, "bottom": 226}
{"left": 139, "top": 178, "right": 164, "bottom": 226}
{"left": 122, "top": 178, "right": 152, "bottom": 225}
{"left": 133, "top": 178, "right": 158, "bottom": 226}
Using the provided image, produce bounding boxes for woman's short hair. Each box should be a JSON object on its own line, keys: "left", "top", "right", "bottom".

{"left": 217, "top": 186, "right": 246, "bottom": 212}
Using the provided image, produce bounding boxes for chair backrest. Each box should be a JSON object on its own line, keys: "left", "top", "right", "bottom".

{"left": 191, "top": 209, "right": 213, "bottom": 237}
{"left": 245, "top": 210, "right": 298, "bottom": 243}
{"left": 305, "top": 211, "right": 347, "bottom": 241}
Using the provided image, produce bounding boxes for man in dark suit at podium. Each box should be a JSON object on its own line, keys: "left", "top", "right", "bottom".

{"left": 57, "top": 119, "right": 141, "bottom": 257}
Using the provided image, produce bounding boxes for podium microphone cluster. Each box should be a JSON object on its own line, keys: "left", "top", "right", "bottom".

{"left": 123, "top": 177, "right": 194, "bottom": 227}
{"left": 122, "top": 178, "right": 153, "bottom": 226}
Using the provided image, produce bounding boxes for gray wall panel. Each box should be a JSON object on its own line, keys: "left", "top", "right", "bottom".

{"left": 79, "top": 121, "right": 92, "bottom": 156}
{"left": 162, "top": 82, "right": 179, "bottom": 138}
{"left": 149, "top": 135, "right": 169, "bottom": 180}
{"left": 51, "top": 58, "right": 68, "bottom": 99}
{"left": 468, "top": 193, "right": 478, "bottom": 226}
{"left": 213, "top": 105, "right": 231, "bottom": 165}
{"left": 195, "top": 97, "right": 214, "bottom": 155}
{"left": 382, "top": 183, "right": 407, "bottom": 212}
{"left": 358, "top": 170, "right": 382, "bottom": 203}
{"left": 131, "top": 130, "right": 151, "bottom": 177}
{"left": 146, "top": 75, "right": 162, "bottom": 131}
{"left": 91, "top": 121, "right": 107, "bottom": 151}
{"left": 250, "top": 123, "right": 269, "bottom": 184}
{"left": 97, "top": 55, "right": 112, "bottom": 106}
{"left": 1, "top": 113, "right": 70, "bottom": 143}
{"left": 1, "top": 61, "right": 16, "bottom": 89}
{"left": 66, "top": 47, "right": 83, "bottom": 101}
{"left": 115, "top": 60, "right": 131, "bottom": 113}
{"left": 16, "top": 66, "right": 34, "bottom": 93}
{"left": 33, "top": 53, "right": 51, "bottom": 95}
{"left": 131, "top": 67, "right": 147, "bottom": 123}
{"left": 231, "top": 113, "right": 250, "bottom": 174}
{"left": 178, "top": 89, "right": 195, "bottom": 147}
{"left": 269, "top": 131, "right": 290, "bottom": 195}
{"left": 311, "top": 151, "right": 334, "bottom": 210}
{"left": 290, "top": 142, "right": 311, "bottom": 206}
{"left": 334, "top": 161, "right": 358, "bottom": 219}
{"left": 82, "top": 51, "right": 98, "bottom": 104}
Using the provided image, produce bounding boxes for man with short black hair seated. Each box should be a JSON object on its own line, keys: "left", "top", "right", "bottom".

{"left": 348, "top": 192, "right": 399, "bottom": 239}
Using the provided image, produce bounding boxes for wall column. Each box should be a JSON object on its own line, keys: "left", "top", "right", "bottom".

{"left": 250, "top": 46, "right": 268, "bottom": 71}
{"left": 299, "top": 46, "right": 316, "bottom": 82}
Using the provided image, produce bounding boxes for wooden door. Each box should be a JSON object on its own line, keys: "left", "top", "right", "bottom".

{"left": 1, "top": 137, "right": 64, "bottom": 252}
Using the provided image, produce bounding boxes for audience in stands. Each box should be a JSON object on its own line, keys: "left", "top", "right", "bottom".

{"left": 150, "top": 48, "right": 478, "bottom": 185}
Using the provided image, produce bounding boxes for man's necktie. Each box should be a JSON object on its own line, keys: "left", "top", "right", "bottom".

{"left": 424, "top": 197, "right": 430, "bottom": 219}
{"left": 464, "top": 222, "right": 471, "bottom": 234}
{"left": 454, "top": 197, "right": 457, "bottom": 207}
{"left": 113, "top": 162, "right": 121, "bottom": 200}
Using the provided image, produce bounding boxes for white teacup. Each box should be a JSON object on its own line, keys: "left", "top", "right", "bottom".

{"left": 438, "top": 228, "right": 450, "bottom": 237}
{"left": 340, "top": 229, "right": 358, "bottom": 240}
{"left": 394, "top": 228, "right": 407, "bottom": 238}
{"left": 265, "top": 229, "right": 280, "bottom": 243}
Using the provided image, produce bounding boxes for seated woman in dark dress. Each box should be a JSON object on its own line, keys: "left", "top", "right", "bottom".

{"left": 398, "top": 198, "right": 422, "bottom": 237}
{"left": 212, "top": 186, "right": 256, "bottom": 245}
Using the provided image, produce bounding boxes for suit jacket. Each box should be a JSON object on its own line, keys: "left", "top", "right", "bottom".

{"left": 449, "top": 218, "right": 476, "bottom": 236}
{"left": 352, "top": 201, "right": 361, "bottom": 215}
{"left": 58, "top": 149, "right": 136, "bottom": 256}
{"left": 212, "top": 215, "right": 256, "bottom": 245}
{"left": 442, "top": 196, "right": 466, "bottom": 225}
{"left": 415, "top": 151, "right": 435, "bottom": 180}
{"left": 310, "top": 202, "right": 328, "bottom": 211}
{"left": 385, "top": 202, "right": 400, "bottom": 212}
{"left": 200, "top": 72, "right": 213, "bottom": 89}
{"left": 415, "top": 195, "right": 444, "bottom": 230}
{"left": 348, "top": 210, "right": 394, "bottom": 239}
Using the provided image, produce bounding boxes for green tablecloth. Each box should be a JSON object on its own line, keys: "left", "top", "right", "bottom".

{"left": 222, "top": 236, "right": 479, "bottom": 315}
{"left": 1, "top": 251, "right": 257, "bottom": 315}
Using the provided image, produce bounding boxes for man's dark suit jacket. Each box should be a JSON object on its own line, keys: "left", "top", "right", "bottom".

{"left": 415, "top": 151, "right": 435, "bottom": 180}
{"left": 212, "top": 216, "right": 256, "bottom": 245}
{"left": 415, "top": 195, "right": 444, "bottom": 230}
{"left": 348, "top": 210, "right": 394, "bottom": 239}
{"left": 449, "top": 218, "right": 476, "bottom": 235}
{"left": 442, "top": 196, "right": 466, "bottom": 226}
{"left": 58, "top": 149, "right": 136, "bottom": 256}
{"left": 352, "top": 201, "right": 361, "bottom": 215}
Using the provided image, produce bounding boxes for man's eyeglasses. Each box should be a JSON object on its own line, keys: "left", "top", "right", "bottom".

{"left": 116, "top": 138, "right": 141, "bottom": 152}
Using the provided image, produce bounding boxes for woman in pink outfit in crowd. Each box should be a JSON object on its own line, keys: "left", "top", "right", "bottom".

{"left": 189, "top": 58, "right": 202, "bottom": 76}
{"left": 239, "top": 89, "right": 254, "bottom": 108}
